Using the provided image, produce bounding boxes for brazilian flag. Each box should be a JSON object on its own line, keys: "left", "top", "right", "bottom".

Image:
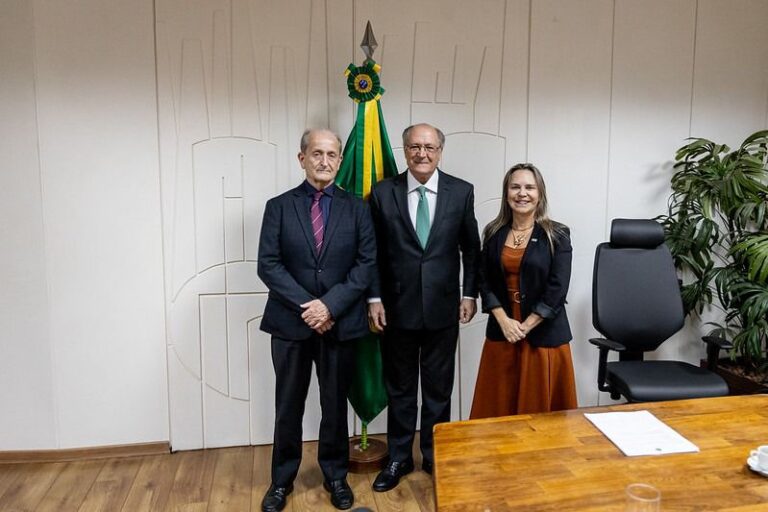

{"left": 336, "top": 59, "right": 397, "bottom": 440}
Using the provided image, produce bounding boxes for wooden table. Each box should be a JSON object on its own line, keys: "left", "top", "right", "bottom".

{"left": 433, "top": 395, "right": 768, "bottom": 511}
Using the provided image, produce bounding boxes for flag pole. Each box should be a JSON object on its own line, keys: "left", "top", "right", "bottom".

{"left": 341, "top": 20, "right": 394, "bottom": 473}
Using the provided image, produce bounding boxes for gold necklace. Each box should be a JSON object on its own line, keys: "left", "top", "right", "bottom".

{"left": 510, "top": 225, "right": 534, "bottom": 248}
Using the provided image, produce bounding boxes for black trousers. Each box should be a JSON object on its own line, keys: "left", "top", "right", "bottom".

{"left": 381, "top": 324, "right": 459, "bottom": 465}
{"left": 270, "top": 334, "right": 355, "bottom": 486}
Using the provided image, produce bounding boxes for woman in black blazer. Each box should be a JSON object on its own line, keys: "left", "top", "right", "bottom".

{"left": 470, "top": 163, "right": 577, "bottom": 418}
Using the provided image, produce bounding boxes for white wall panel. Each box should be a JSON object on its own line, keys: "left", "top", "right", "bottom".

{"left": 365, "top": 24, "right": 412, "bottom": 144}
{"left": 0, "top": 0, "right": 57, "bottom": 450}
{"left": 608, "top": 0, "right": 696, "bottom": 222}
{"left": 306, "top": 0, "right": 331, "bottom": 129}
{"left": 32, "top": 0, "right": 167, "bottom": 448}
{"left": 225, "top": 200, "right": 245, "bottom": 262}
{"left": 167, "top": 349, "right": 203, "bottom": 450}
{"left": 409, "top": 2, "right": 507, "bottom": 136}
{"left": 232, "top": 1, "right": 264, "bottom": 140}
{"left": 444, "top": 133, "right": 506, "bottom": 212}
{"left": 211, "top": 10, "right": 233, "bottom": 139}
{"left": 226, "top": 297, "right": 256, "bottom": 401}
{"left": 173, "top": 39, "right": 210, "bottom": 291}
{"left": 499, "top": 0, "right": 532, "bottom": 166}
{"left": 328, "top": 0, "right": 357, "bottom": 137}
{"left": 691, "top": 0, "right": 768, "bottom": 145}
{"left": 204, "top": 384, "right": 251, "bottom": 448}
{"left": 201, "top": 295, "right": 229, "bottom": 396}
{"left": 242, "top": 295, "right": 275, "bottom": 444}
{"left": 528, "top": 0, "right": 614, "bottom": 407}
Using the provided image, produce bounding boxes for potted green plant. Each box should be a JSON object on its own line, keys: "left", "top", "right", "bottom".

{"left": 657, "top": 129, "right": 768, "bottom": 393}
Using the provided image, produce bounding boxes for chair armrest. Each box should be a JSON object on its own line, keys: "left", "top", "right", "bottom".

{"left": 590, "top": 338, "right": 625, "bottom": 395}
{"left": 589, "top": 338, "right": 626, "bottom": 352}
{"left": 702, "top": 335, "right": 732, "bottom": 371}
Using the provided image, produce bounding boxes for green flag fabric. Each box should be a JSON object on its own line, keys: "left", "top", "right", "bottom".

{"left": 336, "top": 59, "right": 397, "bottom": 425}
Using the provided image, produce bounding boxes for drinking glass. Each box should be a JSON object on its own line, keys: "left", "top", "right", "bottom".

{"left": 626, "top": 483, "right": 661, "bottom": 511}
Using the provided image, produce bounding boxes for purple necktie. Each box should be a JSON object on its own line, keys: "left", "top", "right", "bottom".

{"left": 311, "top": 190, "right": 324, "bottom": 254}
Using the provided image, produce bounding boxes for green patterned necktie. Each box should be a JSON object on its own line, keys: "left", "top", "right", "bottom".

{"left": 416, "top": 185, "right": 430, "bottom": 249}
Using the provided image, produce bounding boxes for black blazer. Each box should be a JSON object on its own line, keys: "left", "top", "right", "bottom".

{"left": 257, "top": 184, "right": 376, "bottom": 341}
{"left": 480, "top": 223, "right": 572, "bottom": 347}
{"left": 369, "top": 170, "right": 480, "bottom": 330}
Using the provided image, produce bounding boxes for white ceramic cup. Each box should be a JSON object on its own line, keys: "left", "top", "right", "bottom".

{"left": 750, "top": 445, "right": 768, "bottom": 470}
{"left": 625, "top": 483, "right": 661, "bottom": 512}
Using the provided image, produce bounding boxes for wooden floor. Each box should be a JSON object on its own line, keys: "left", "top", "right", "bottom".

{"left": 0, "top": 436, "right": 434, "bottom": 511}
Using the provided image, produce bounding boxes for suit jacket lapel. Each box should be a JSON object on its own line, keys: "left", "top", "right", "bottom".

{"left": 319, "top": 188, "right": 348, "bottom": 261}
{"left": 494, "top": 224, "right": 510, "bottom": 266}
{"left": 426, "top": 170, "right": 450, "bottom": 251}
{"left": 392, "top": 172, "right": 422, "bottom": 248}
{"left": 291, "top": 187, "right": 319, "bottom": 262}
{"left": 519, "top": 222, "right": 542, "bottom": 269}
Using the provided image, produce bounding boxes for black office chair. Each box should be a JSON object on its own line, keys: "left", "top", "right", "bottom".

{"left": 590, "top": 219, "right": 731, "bottom": 402}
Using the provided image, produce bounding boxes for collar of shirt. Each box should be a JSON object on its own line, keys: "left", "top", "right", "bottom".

{"left": 302, "top": 180, "right": 336, "bottom": 197}
{"left": 406, "top": 168, "right": 439, "bottom": 195}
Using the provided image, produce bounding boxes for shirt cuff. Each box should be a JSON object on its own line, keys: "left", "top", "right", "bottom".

{"left": 367, "top": 297, "right": 382, "bottom": 304}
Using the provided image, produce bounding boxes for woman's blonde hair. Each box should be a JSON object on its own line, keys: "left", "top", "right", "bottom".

{"left": 483, "top": 163, "right": 565, "bottom": 252}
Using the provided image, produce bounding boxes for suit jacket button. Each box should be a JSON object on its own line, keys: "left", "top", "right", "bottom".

{"left": 317, "top": 269, "right": 323, "bottom": 273}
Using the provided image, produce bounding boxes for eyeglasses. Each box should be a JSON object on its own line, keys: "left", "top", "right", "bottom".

{"left": 405, "top": 144, "right": 441, "bottom": 155}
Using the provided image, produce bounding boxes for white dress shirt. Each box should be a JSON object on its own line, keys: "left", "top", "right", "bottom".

{"left": 406, "top": 169, "right": 438, "bottom": 229}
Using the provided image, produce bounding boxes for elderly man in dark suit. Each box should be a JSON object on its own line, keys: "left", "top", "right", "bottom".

{"left": 257, "top": 129, "right": 376, "bottom": 512}
{"left": 368, "top": 123, "right": 481, "bottom": 491}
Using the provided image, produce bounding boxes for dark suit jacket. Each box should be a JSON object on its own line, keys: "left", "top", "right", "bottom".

{"left": 257, "top": 184, "right": 376, "bottom": 341}
{"left": 480, "top": 223, "right": 573, "bottom": 347}
{"left": 369, "top": 170, "right": 480, "bottom": 330}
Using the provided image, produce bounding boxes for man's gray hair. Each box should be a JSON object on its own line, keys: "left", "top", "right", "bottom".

{"left": 402, "top": 123, "right": 445, "bottom": 148}
{"left": 300, "top": 129, "right": 343, "bottom": 153}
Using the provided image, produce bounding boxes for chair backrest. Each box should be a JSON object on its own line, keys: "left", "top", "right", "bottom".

{"left": 592, "top": 219, "right": 684, "bottom": 352}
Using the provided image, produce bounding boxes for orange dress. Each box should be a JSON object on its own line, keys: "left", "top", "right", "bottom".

{"left": 470, "top": 246, "right": 578, "bottom": 418}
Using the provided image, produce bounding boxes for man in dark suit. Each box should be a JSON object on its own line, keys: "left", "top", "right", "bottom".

{"left": 368, "top": 123, "right": 481, "bottom": 491}
{"left": 257, "top": 129, "right": 376, "bottom": 512}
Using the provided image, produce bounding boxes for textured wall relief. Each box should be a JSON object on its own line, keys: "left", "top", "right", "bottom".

{"left": 157, "top": 2, "right": 313, "bottom": 449}
{"left": 158, "top": 0, "right": 512, "bottom": 449}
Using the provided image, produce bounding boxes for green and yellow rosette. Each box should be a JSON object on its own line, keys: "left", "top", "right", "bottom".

{"left": 345, "top": 61, "right": 383, "bottom": 103}
{"left": 336, "top": 59, "right": 397, "bottom": 201}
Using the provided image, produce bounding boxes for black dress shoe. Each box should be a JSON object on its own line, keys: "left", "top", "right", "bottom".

{"left": 422, "top": 459, "right": 433, "bottom": 475}
{"left": 372, "top": 459, "right": 415, "bottom": 492}
{"left": 323, "top": 479, "right": 354, "bottom": 510}
{"left": 261, "top": 483, "right": 293, "bottom": 512}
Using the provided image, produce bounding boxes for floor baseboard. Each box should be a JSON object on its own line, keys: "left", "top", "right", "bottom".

{"left": 0, "top": 441, "right": 170, "bottom": 464}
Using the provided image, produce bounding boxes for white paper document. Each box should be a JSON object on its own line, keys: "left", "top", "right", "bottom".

{"left": 584, "top": 410, "right": 699, "bottom": 456}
